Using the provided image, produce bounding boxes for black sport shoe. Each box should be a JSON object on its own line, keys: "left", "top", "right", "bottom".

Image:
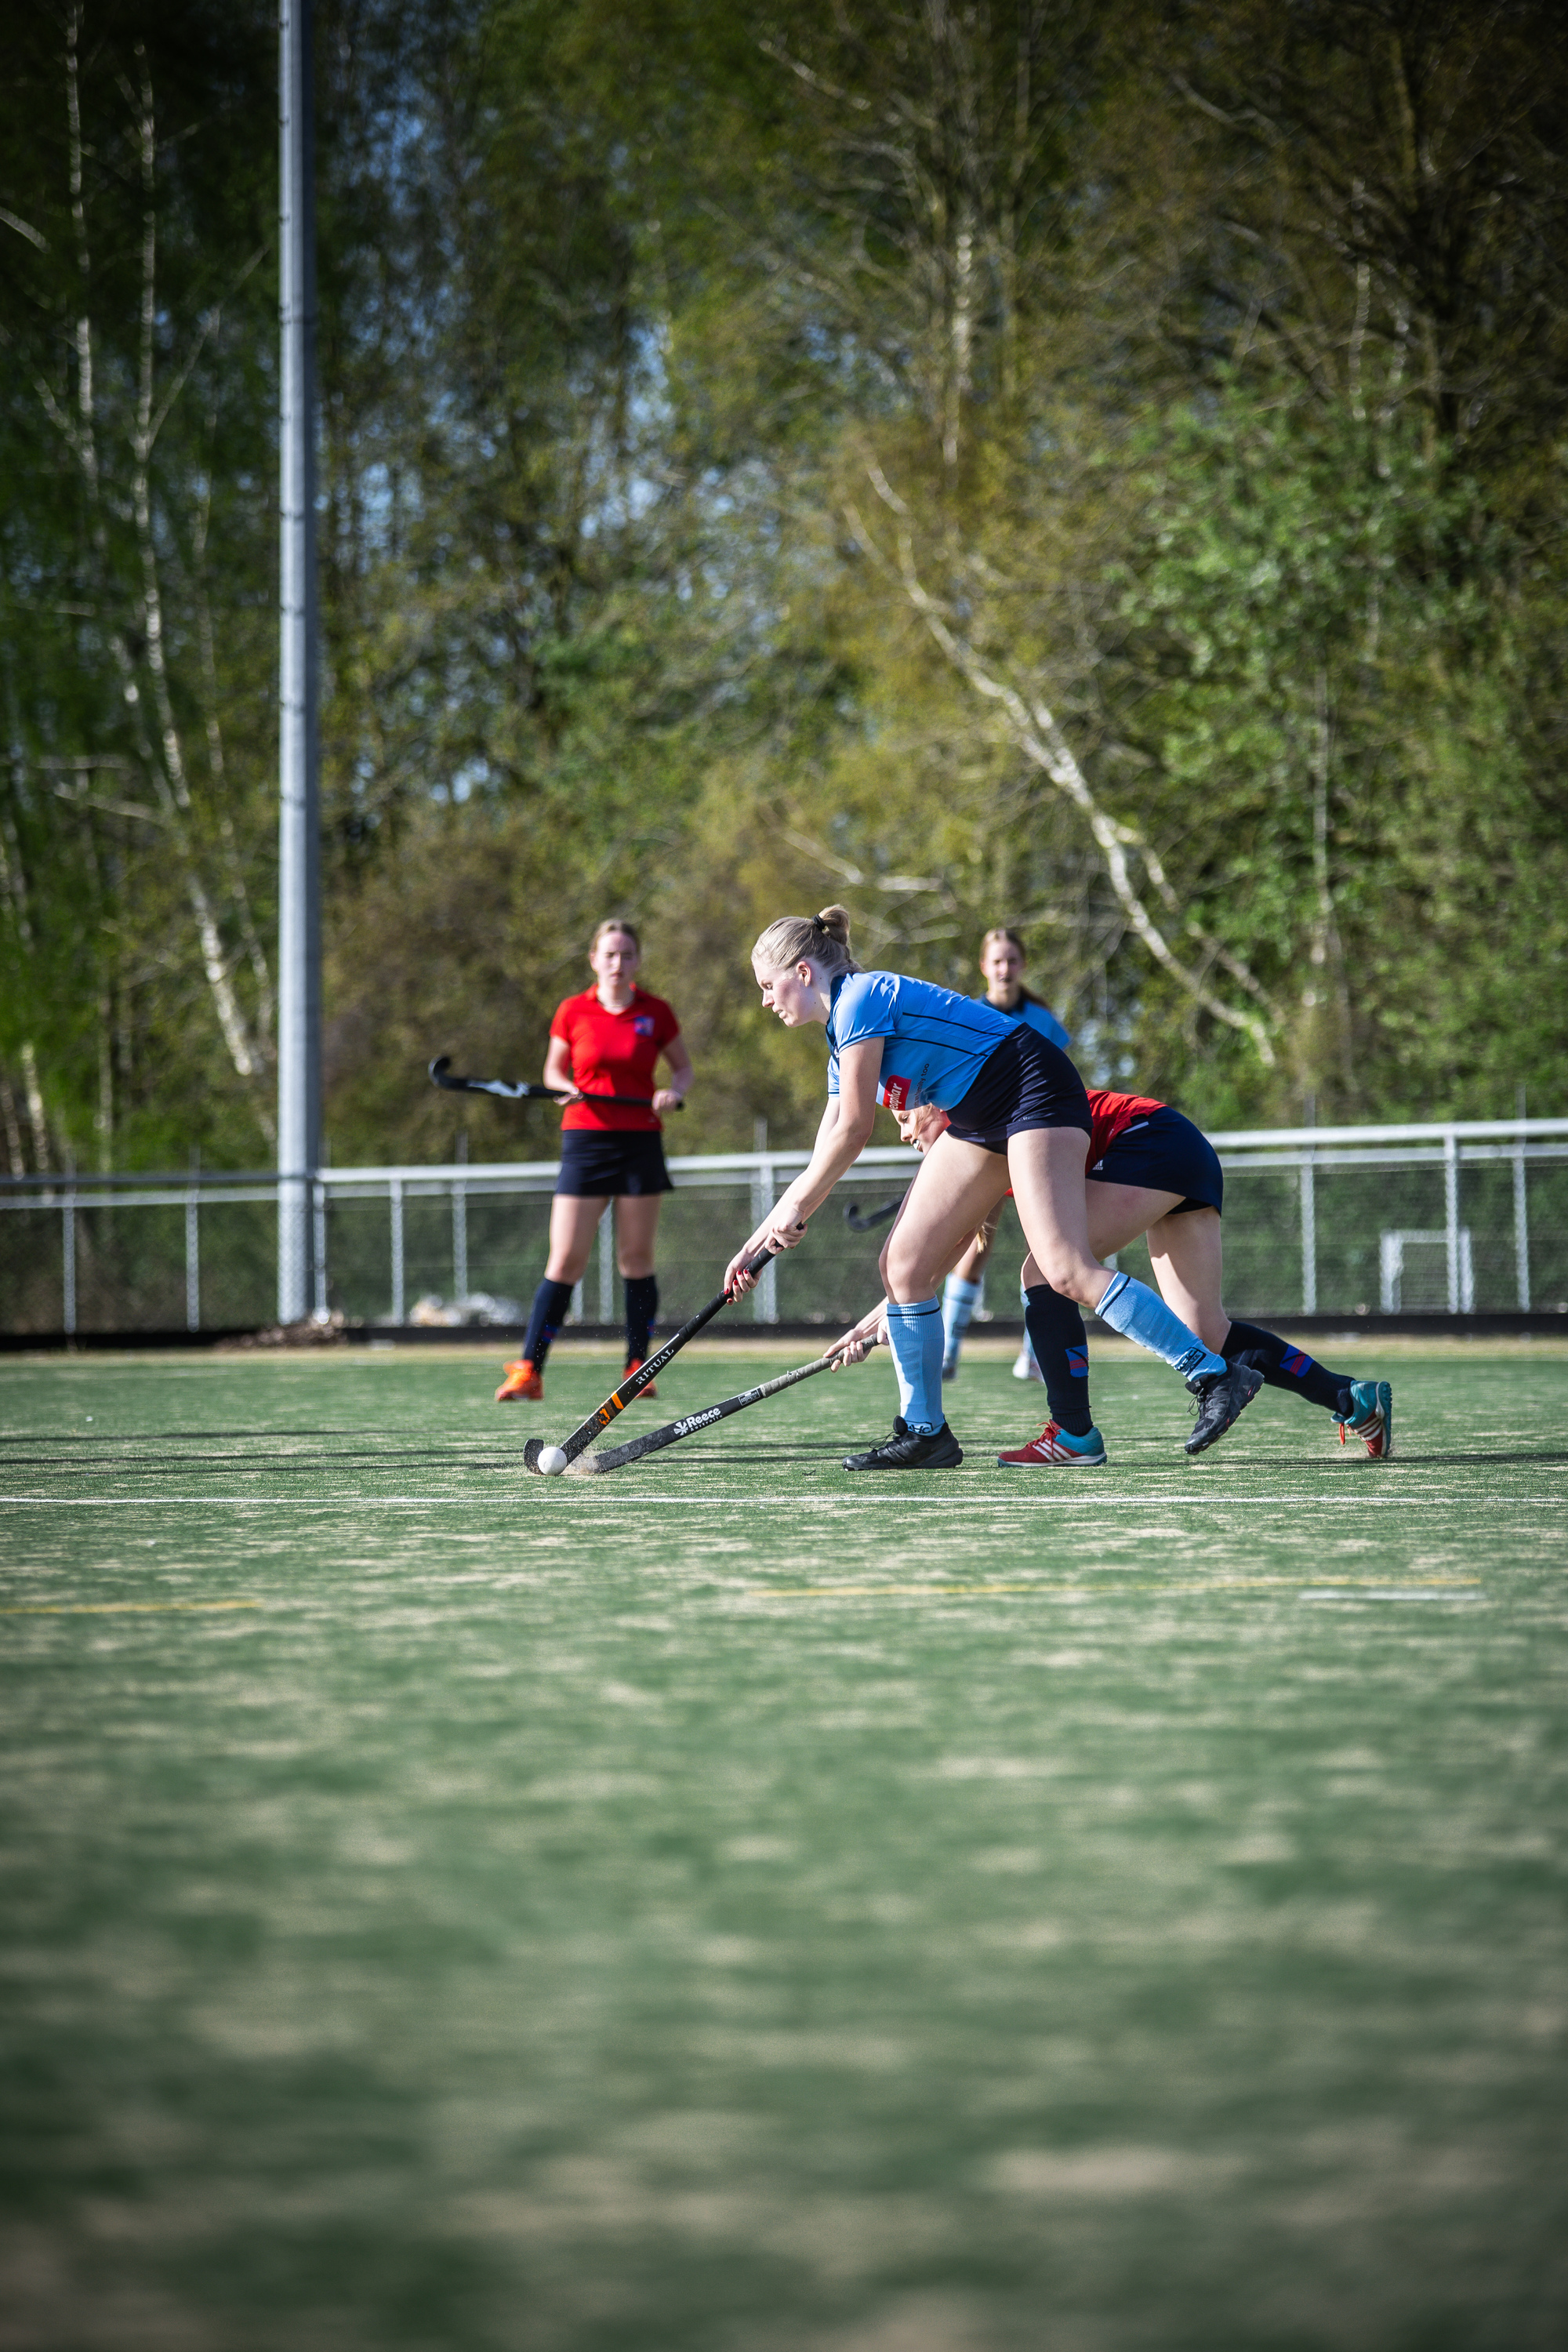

{"left": 844, "top": 1416, "right": 964, "bottom": 1471}
{"left": 1184, "top": 1359, "right": 1263, "bottom": 1455}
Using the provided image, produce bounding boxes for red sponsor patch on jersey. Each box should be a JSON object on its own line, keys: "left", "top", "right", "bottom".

{"left": 878, "top": 1073, "right": 911, "bottom": 1112}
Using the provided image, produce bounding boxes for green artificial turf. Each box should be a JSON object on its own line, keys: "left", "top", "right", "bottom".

{"left": 1, "top": 1341, "right": 1566, "bottom": 2352}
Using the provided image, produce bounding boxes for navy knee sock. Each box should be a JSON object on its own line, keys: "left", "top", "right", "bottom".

{"left": 625, "top": 1274, "right": 658, "bottom": 1363}
{"left": 1023, "top": 1284, "right": 1094, "bottom": 1438}
{"left": 522, "top": 1276, "right": 575, "bottom": 1372}
{"left": 1224, "top": 1319, "right": 1352, "bottom": 1416}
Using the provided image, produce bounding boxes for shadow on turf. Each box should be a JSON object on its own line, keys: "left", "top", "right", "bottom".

{"left": 0, "top": 1439, "right": 526, "bottom": 1458}
{"left": 0, "top": 1428, "right": 381, "bottom": 1444}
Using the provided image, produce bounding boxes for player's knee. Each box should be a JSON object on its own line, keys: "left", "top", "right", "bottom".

{"left": 1035, "top": 1249, "right": 1094, "bottom": 1303}
{"left": 882, "top": 1235, "right": 933, "bottom": 1301}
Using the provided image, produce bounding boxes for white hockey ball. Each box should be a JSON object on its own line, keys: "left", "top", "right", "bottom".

{"left": 537, "top": 1445, "right": 569, "bottom": 1477}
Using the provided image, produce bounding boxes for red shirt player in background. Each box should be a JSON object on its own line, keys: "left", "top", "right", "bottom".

{"left": 496, "top": 919, "right": 692, "bottom": 1404}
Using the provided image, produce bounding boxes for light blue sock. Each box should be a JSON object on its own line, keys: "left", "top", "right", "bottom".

{"left": 942, "top": 1274, "right": 983, "bottom": 1369}
{"left": 1094, "top": 1271, "right": 1225, "bottom": 1382}
{"left": 885, "top": 1298, "right": 945, "bottom": 1435}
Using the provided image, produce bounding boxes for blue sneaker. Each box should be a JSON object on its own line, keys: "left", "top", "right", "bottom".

{"left": 1338, "top": 1379, "right": 1393, "bottom": 1460}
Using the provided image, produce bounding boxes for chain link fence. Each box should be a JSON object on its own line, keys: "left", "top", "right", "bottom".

{"left": 2, "top": 1125, "right": 1566, "bottom": 1339}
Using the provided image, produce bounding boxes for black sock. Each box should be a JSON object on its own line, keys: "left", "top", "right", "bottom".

{"left": 522, "top": 1276, "right": 575, "bottom": 1372}
{"left": 1024, "top": 1284, "right": 1094, "bottom": 1437}
{"left": 625, "top": 1274, "right": 658, "bottom": 1363}
{"left": 1224, "top": 1319, "right": 1350, "bottom": 1415}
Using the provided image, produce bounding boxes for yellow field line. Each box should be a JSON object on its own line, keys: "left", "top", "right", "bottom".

{"left": 760, "top": 1576, "right": 1481, "bottom": 1599}
{"left": 0, "top": 1599, "right": 260, "bottom": 1616}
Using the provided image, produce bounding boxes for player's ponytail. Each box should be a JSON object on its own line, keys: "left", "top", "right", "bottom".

{"left": 753, "top": 905, "right": 861, "bottom": 981}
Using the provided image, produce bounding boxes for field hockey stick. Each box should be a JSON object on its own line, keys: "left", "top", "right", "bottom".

{"left": 429, "top": 1056, "right": 683, "bottom": 1109}
{"left": 843, "top": 1193, "right": 905, "bottom": 1232}
{"left": 523, "top": 1246, "right": 779, "bottom": 1476}
{"left": 570, "top": 1334, "right": 883, "bottom": 1477}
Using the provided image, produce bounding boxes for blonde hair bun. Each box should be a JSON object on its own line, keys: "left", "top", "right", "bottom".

{"left": 753, "top": 907, "right": 861, "bottom": 982}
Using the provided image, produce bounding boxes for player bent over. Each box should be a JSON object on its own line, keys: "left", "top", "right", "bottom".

{"left": 833, "top": 1095, "right": 1393, "bottom": 1463}
{"left": 723, "top": 906, "right": 1261, "bottom": 1471}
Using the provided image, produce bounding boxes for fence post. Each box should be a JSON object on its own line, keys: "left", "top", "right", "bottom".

{"left": 450, "top": 1131, "right": 467, "bottom": 1303}
{"left": 752, "top": 1157, "right": 779, "bottom": 1323}
{"left": 61, "top": 1165, "right": 78, "bottom": 1336}
{"left": 390, "top": 1176, "right": 405, "bottom": 1324}
{"left": 1513, "top": 1139, "right": 1530, "bottom": 1311}
{"left": 1444, "top": 1132, "right": 1461, "bottom": 1315}
{"left": 598, "top": 1203, "right": 615, "bottom": 1326}
{"left": 311, "top": 1174, "right": 328, "bottom": 1319}
{"left": 185, "top": 1181, "right": 201, "bottom": 1333}
{"left": 1299, "top": 1152, "right": 1316, "bottom": 1315}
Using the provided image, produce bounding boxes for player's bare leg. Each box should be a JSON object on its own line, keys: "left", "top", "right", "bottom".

{"left": 880, "top": 1133, "right": 1013, "bottom": 1301}
{"left": 1000, "top": 1127, "right": 1106, "bottom": 1306}
{"left": 1144, "top": 1207, "right": 1229, "bottom": 1354}
{"left": 611, "top": 1192, "right": 661, "bottom": 1280}
{"left": 840, "top": 1136, "right": 1008, "bottom": 1469}
{"left": 543, "top": 1193, "right": 610, "bottom": 1285}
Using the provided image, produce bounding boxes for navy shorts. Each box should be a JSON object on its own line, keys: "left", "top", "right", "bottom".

{"left": 944, "top": 1027, "right": 1094, "bottom": 1155}
{"left": 556, "top": 1131, "right": 673, "bottom": 1197}
{"left": 1087, "top": 1105, "right": 1223, "bottom": 1215}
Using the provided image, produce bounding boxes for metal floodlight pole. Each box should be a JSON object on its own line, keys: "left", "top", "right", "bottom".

{"left": 276, "top": 0, "right": 321, "bottom": 1322}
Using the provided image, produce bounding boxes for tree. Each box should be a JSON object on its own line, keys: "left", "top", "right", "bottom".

{"left": 0, "top": 0, "right": 277, "bottom": 1168}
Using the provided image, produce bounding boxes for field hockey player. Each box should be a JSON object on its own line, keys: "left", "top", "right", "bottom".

{"left": 497, "top": 918, "right": 691, "bottom": 1406}
{"left": 723, "top": 906, "right": 1261, "bottom": 1471}
{"left": 942, "top": 926, "right": 1069, "bottom": 1383}
{"left": 834, "top": 1094, "right": 1393, "bottom": 1465}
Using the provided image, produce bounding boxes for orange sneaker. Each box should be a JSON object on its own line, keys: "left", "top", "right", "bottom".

{"left": 495, "top": 1358, "right": 543, "bottom": 1403}
{"left": 624, "top": 1358, "right": 658, "bottom": 1401}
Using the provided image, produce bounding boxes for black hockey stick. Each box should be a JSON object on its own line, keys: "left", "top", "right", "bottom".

{"left": 430, "top": 1055, "right": 683, "bottom": 1109}
{"left": 844, "top": 1192, "right": 906, "bottom": 1232}
{"left": 523, "top": 1247, "right": 779, "bottom": 1475}
{"left": 569, "top": 1334, "right": 882, "bottom": 1476}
